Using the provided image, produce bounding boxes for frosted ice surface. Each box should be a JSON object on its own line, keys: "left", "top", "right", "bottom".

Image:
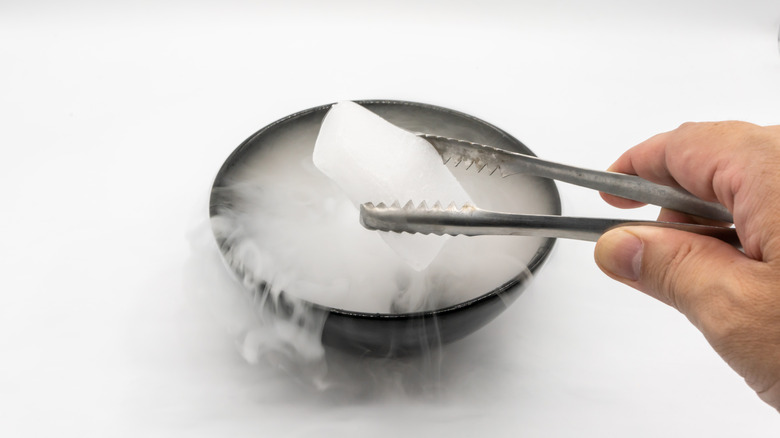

{"left": 313, "top": 101, "right": 473, "bottom": 270}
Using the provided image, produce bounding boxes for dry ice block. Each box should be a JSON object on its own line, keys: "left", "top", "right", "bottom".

{"left": 313, "top": 101, "right": 473, "bottom": 270}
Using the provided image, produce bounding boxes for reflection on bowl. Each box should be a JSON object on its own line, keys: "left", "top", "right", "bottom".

{"left": 210, "top": 100, "right": 561, "bottom": 356}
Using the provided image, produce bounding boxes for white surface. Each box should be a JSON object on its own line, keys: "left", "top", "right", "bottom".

{"left": 1, "top": 1, "right": 778, "bottom": 436}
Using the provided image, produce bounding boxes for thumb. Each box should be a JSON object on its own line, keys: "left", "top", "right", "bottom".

{"left": 594, "top": 226, "right": 744, "bottom": 320}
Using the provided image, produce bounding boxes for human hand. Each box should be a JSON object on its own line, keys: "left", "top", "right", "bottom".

{"left": 593, "top": 121, "right": 780, "bottom": 411}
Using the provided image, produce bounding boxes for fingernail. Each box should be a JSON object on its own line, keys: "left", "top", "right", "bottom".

{"left": 595, "top": 229, "right": 643, "bottom": 281}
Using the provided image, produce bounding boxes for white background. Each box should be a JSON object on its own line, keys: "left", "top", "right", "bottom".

{"left": 1, "top": 1, "right": 779, "bottom": 436}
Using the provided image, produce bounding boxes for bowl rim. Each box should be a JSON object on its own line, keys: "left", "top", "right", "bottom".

{"left": 210, "top": 99, "right": 561, "bottom": 320}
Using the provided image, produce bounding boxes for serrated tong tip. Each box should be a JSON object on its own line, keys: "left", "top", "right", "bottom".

{"left": 419, "top": 134, "right": 506, "bottom": 177}
{"left": 359, "top": 201, "right": 478, "bottom": 236}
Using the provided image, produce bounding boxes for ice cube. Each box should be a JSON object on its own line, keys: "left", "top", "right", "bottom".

{"left": 313, "top": 101, "right": 472, "bottom": 270}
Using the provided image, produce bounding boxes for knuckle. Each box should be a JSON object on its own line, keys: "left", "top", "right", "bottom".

{"left": 675, "top": 120, "right": 754, "bottom": 137}
{"left": 676, "top": 121, "right": 698, "bottom": 131}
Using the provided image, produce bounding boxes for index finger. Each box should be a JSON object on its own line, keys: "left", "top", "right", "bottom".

{"left": 604, "top": 121, "right": 763, "bottom": 212}
{"left": 602, "top": 121, "right": 780, "bottom": 261}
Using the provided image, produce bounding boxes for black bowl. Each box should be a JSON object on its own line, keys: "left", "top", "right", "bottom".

{"left": 210, "top": 100, "right": 561, "bottom": 356}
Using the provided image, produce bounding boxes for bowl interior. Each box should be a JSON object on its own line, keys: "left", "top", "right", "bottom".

{"left": 210, "top": 100, "right": 561, "bottom": 355}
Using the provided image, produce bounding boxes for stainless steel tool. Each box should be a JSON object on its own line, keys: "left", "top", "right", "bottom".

{"left": 360, "top": 201, "right": 740, "bottom": 245}
{"left": 419, "top": 135, "right": 733, "bottom": 223}
{"left": 358, "top": 135, "right": 738, "bottom": 245}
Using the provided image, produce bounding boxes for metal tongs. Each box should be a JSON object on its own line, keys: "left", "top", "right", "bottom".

{"left": 359, "top": 135, "right": 739, "bottom": 245}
